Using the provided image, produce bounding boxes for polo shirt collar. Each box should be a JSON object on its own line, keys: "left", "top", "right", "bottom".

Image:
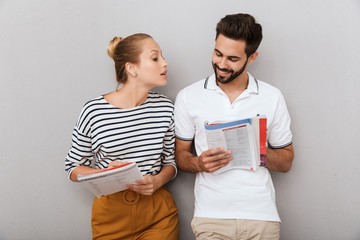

{"left": 204, "top": 72, "right": 259, "bottom": 94}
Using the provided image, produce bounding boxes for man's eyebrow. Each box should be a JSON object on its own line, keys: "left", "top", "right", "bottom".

{"left": 214, "top": 49, "right": 222, "bottom": 54}
{"left": 214, "top": 49, "right": 240, "bottom": 60}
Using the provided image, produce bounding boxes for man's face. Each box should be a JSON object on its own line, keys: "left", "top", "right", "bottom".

{"left": 212, "top": 34, "right": 251, "bottom": 84}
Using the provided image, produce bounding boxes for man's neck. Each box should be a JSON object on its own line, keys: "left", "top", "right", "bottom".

{"left": 217, "top": 72, "right": 249, "bottom": 104}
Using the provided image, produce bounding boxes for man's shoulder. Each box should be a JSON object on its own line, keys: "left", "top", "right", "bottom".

{"left": 256, "top": 79, "right": 283, "bottom": 97}
{"left": 181, "top": 78, "right": 208, "bottom": 92}
{"left": 176, "top": 77, "right": 209, "bottom": 99}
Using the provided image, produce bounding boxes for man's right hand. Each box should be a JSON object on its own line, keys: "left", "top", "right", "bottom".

{"left": 175, "top": 138, "right": 233, "bottom": 173}
{"left": 198, "top": 147, "right": 233, "bottom": 173}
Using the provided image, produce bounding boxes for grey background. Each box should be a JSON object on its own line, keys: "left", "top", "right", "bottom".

{"left": 1, "top": 0, "right": 359, "bottom": 239}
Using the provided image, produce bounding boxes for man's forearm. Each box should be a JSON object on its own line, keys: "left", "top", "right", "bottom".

{"left": 265, "top": 144, "right": 294, "bottom": 173}
{"left": 175, "top": 148, "right": 201, "bottom": 172}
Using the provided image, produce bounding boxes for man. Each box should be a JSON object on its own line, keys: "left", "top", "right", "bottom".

{"left": 174, "top": 13, "right": 294, "bottom": 240}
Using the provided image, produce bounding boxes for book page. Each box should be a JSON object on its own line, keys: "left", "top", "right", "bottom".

{"left": 213, "top": 123, "right": 257, "bottom": 174}
{"left": 206, "top": 128, "right": 227, "bottom": 149}
{"left": 223, "top": 124, "right": 253, "bottom": 168}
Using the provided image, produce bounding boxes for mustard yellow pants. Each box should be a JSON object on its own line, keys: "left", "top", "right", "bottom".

{"left": 91, "top": 187, "right": 179, "bottom": 240}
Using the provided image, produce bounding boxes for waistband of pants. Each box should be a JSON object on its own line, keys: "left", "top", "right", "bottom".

{"left": 106, "top": 186, "right": 166, "bottom": 205}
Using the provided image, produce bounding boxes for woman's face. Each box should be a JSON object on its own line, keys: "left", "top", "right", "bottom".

{"left": 134, "top": 38, "right": 168, "bottom": 89}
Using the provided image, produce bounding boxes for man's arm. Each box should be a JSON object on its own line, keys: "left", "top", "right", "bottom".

{"left": 175, "top": 138, "right": 232, "bottom": 173}
{"left": 265, "top": 144, "right": 294, "bottom": 173}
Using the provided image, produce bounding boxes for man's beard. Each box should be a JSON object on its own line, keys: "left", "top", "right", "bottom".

{"left": 213, "top": 59, "right": 248, "bottom": 84}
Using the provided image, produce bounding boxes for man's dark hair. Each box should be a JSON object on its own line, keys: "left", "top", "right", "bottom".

{"left": 216, "top": 13, "right": 263, "bottom": 57}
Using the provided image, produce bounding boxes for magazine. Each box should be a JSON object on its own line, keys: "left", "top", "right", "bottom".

{"left": 77, "top": 162, "right": 143, "bottom": 198}
{"left": 205, "top": 115, "right": 267, "bottom": 173}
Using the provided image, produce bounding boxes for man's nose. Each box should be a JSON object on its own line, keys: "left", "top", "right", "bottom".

{"left": 218, "top": 57, "right": 228, "bottom": 69}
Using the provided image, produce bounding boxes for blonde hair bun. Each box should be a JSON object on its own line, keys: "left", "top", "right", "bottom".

{"left": 107, "top": 36, "right": 124, "bottom": 60}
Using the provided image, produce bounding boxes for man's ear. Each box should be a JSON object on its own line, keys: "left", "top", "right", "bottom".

{"left": 125, "top": 62, "right": 138, "bottom": 77}
{"left": 247, "top": 52, "right": 258, "bottom": 65}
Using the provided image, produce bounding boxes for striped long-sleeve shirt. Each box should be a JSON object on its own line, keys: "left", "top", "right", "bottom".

{"left": 65, "top": 92, "right": 176, "bottom": 178}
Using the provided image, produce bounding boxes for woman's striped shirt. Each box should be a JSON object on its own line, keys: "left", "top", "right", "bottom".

{"left": 65, "top": 92, "right": 176, "bottom": 178}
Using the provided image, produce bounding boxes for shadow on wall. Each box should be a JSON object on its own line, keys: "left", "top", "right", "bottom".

{"left": 167, "top": 170, "right": 196, "bottom": 240}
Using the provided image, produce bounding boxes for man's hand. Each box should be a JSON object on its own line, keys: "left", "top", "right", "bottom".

{"left": 198, "top": 147, "right": 232, "bottom": 172}
{"left": 175, "top": 138, "right": 233, "bottom": 173}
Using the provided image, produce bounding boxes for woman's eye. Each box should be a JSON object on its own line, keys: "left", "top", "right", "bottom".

{"left": 153, "top": 58, "right": 158, "bottom": 62}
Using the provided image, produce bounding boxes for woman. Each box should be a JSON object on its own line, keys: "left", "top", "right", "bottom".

{"left": 65, "top": 33, "right": 178, "bottom": 239}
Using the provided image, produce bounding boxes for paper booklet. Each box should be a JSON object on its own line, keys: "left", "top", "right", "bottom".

{"left": 77, "top": 162, "right": 144, "bottom": 198}
{"left": 204, "top": 115, "right": 267, "bottom": 174}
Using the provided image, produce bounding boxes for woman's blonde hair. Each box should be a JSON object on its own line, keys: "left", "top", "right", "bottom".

{"left": 107, "top": 33, "right": 152, "bottom": 87}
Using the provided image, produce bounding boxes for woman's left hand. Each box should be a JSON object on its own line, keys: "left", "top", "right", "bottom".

{"left": 127, "top": 175, "right": 161, "bottom": 196}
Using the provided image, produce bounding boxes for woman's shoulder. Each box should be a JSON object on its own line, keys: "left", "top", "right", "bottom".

{"left": 82, "top": 95, "right": 107, "bottom": 109}
{"left": 75, "top": 96, "right": 107, "bottom": 130}
{"left": 147, "top": 91, "right": 173, "bottom": 106}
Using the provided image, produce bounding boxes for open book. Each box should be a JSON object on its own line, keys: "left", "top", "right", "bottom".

{"left": 77, "top": 162, "right": 143, "bottom": 198}
{"left": 204, "top": 115, "right": 267, "bottom": 173}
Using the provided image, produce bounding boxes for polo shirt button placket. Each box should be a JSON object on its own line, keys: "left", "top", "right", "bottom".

{"left": 229, "top": 103, "right": 238, "bottom": 118}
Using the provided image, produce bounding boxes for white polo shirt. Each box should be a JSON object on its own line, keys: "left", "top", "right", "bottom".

{"left": 174, "top": 73, "right": 292, "bottom": 221}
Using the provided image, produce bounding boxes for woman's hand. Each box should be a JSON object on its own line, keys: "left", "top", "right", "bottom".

{"left": 107, "top": 160, "right": 128, "bottom": 169}
{"left": 127, "top": 175, "right": 161, "bottom": 196}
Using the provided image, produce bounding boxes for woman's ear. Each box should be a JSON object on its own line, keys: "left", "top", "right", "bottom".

{"left": 125, "top": 62, "right": 138, "bottom": 77}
